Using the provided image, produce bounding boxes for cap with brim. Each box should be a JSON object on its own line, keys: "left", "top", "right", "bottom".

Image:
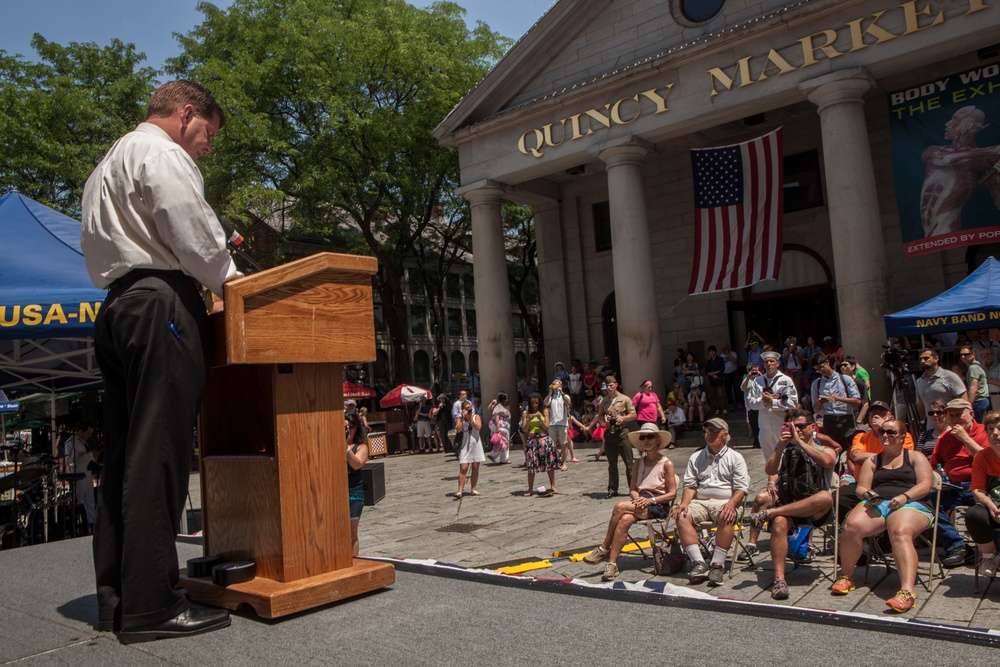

{"left": 554, "top": 362, "right": 564, "bottom": 368}
{"left": 627, "top": 422, "right": 673, "bottom": 448}
{"left": 868, "top": 401, "right": 891, "bottom": 414}
{"left": 946, "top": 398, "right": 973, "bottom": 411}
{"left": 604, "top": 376, "right": 618, "bottom": 385}
{"left": 345, "top": 399, "right": 357, "bottom": 406}
{"left": 704, "top": 417, "right": 729, "bottom": 432}
{"left": 761, "top": 351, "right": 781, "bottom": 361}
{"left": 666, "top": 400, "right": 677, "bottom": 407}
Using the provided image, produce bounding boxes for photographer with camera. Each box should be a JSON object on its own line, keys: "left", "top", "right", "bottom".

{"left": 745, "top": 351, "right": 799, "bottom": 460}
{"left": 544, "top": 379, "right": 575, "bottom": 469}
{"left": 596, "top": 376, "right": 637, "bottom": 498}
{"left": 810, "top": 352, "right": 862, "bottom": 450}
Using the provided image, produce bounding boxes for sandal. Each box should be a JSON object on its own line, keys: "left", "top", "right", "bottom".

{"left": 831, "top": 575, "right": 856, "bottom": 595}
{"left": 885, "top": 589, "right": 916, "bottom": 613}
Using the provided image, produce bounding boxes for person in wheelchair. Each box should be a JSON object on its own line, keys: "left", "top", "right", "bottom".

{"left": 583, "top": 423, "right": 677, "bottom": 581}
{"left": 670, "top": 418, "right": 750, "bottom": 586}
{"left": 833, "top": 418, "right": 934, "bottom": 613}
{"left": 746, "top": 409, "right": 837, "bottom": 600}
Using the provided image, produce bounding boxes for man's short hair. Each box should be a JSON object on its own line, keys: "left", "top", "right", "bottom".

{"left": 810, "top": 352, "right": 829, "bottom": 367}
{"left": 146, "top": 80, "right": 226, "bottom": 128}
{"left": 708, "top": 345, "right": 717, "bottom": 353}
{"left": 784, "top": 408, "right": 813, "bottom": 424}
{"left": 920, "top": 347, "right": 939, "bottom": 359}
{"left": 984, "top": 410, "right": 1000, "bottom": 430}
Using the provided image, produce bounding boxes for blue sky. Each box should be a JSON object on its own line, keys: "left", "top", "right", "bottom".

{"left": 0, "top": 0, "right": 554, "bottom": 70}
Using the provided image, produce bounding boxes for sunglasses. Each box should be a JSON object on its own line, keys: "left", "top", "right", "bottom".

{"left": 927, "top": 410, "right": 945, "bottom": 416}
{"left": 878, "top": 428, "right": 900, "bottom": 437}
{"left": 703, "top": 427, "right": 722, "bottom": 434}
{"left": 637, "top": 433, "right": 659, "bottom": 441}
{"left": 792, "top": 422, "right": 810, "bottom": 430}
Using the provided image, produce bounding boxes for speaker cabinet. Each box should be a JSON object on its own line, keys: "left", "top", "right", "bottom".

{"left": 360, "top": 461, "right": 385, "bottom": 506}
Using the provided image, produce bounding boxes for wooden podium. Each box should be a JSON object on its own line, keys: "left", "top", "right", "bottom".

{"left": 179, "top": 252, "right": 395, "bottom": 618}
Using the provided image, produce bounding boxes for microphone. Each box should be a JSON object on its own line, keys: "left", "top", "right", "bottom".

{"left": 219, "top": 219, "right": 263, "bottom": 273}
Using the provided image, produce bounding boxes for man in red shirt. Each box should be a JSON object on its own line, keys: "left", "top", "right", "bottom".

{"left": 930, "top": 398, "right": 988, "bottom": 566}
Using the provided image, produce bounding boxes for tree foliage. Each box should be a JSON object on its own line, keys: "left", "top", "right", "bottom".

{"left": 169, "top": 0, "right": 509, "bottom": 382}
{"left": 503, "top": 202, "right": 543, "bottom": 376}
{"left": 0, "top": 35, "right": 156, "bottom": 216}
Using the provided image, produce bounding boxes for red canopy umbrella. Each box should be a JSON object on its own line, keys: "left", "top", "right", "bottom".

{"left": 379, "top": 383, "right": 431, "bottom": 408}
{"left": 343, "top": 381, "right": 376, "bottom": 399}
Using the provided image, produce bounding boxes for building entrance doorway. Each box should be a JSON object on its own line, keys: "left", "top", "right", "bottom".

{"left": 729, "top": 287, "right": 839, "bottom": 355}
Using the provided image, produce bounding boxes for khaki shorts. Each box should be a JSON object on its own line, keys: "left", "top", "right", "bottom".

{"left": 416, "top": 421, "right": 431, "bottom": 438}
{"left": 687, "top": 497, "right": 729, "bottom": 525}
{"left": 548, "top": 425, "right": 568, "bottom": 446}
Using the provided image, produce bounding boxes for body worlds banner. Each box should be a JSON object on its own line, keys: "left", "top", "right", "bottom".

{"left": 888, "top": 63, "right": 1000, "bottom": 257}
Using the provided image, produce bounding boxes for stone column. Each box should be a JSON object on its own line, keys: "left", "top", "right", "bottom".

{"left": 534, "top": 201, "right": 572, "bottom": 381}
{"left": 596, "top": 137, "right": 664, "bottom": 394}
{"left": 459, "top": 181, "right": 517, "bottom": 410}
{"left": 801, "top": 68, "right": 890, "bottom": 398}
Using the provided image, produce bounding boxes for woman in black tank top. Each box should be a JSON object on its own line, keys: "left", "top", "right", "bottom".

{"left": 832, "top": 418, "right": 934, "bottom": 613}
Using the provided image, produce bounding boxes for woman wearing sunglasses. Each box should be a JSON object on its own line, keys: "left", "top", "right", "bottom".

{"left": 916, "top": 398, "right": 949, "bottom": 458}
{"left": 582, "top": 423, "right": 677, "bottom": 581}
{"left": 833, "top": 418, "right": 934, "bottom": 613}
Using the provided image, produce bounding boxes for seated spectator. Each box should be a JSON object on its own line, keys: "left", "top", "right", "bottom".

{"left": 745, "top": 409, "right": 836, "bottom": 599}
{"left": 742, "top": 409, "right": 840, "bottom": 568}
{"left": 583, "top": 423, "right": 677, "bottom": 580}
{"left": 687, "top": 384, "right": 708, "bottom": 427}
{"left": 915, "top": 399, "right": 949, "bottom": 458}
{"left": 840, "top": 401, "right": 914, "bottom": 523}
{"left": 968, "top": 410, "right": 1000, "bottom": 579}
{"left": 929, "top": 397, "right": 987, "bottom": 567}
{"left": 833, "top": 419, "right": 934, "bottom": 613}
{"left": 664, "top": 400, "right": 685, "bottom": 445}
{"left": 670, "top": 418, "right": 750, "bottom": 586}
{"left": 666, "top": 381, "right": 687, "bottom": 410}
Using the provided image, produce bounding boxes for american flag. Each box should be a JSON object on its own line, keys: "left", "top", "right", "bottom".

{"left": 688, "top": 128, "right": 783, "bottom": 295}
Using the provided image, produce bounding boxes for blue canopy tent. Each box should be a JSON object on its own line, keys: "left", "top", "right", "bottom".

{"left": 883, "top": 257, "right": 1000, "bottom": 338}
{"left": 0, "top": 192, "right": 106, "bottom": 395}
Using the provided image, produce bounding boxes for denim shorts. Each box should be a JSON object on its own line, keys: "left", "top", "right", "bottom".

{"left": 860, "top": 498, "right": 934, "bottom": 525}
{"left": 349, "top": 498, "right": 364, "bottom": 520}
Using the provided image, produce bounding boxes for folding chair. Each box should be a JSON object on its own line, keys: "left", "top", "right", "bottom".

{"left": 972, "top": 521, "right": 1000, "bottom": 593}
{"left": 628, "top": 474, "right": 680, "bottom": 559}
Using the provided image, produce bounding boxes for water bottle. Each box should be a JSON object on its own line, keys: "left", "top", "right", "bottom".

{"left": 936, "top": 463, "right": 950, "bottom": 485}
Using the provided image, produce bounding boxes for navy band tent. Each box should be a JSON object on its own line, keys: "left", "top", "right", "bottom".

{"left": 0, "top": 192, "right": 106, "bottom": 393}
{"left": 883, "top": 257, "right": 1000, "bottom": 338}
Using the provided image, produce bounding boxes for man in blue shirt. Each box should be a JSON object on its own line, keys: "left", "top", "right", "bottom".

{"left": 810, "top": 352, "right": 862, "bottom": 450}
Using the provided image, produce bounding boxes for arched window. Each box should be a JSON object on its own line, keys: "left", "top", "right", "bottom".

{"left": 451, "top": 350, "right": 466, "bottom": 374}
{"left": 413, "top": 350, "right": 431, "bottom": 383}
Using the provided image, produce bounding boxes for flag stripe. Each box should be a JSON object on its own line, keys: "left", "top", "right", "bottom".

{"left": 689, "top": 128, "right": 783, "bottom": 296}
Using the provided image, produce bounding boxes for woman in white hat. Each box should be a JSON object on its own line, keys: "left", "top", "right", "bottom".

{"left": 582, "top": 423, "right": 677, "bottom": 581}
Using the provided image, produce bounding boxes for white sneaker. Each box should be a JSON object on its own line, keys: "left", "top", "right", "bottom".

{"left": 979, "top": 552, "right": 999, "bottom": 579}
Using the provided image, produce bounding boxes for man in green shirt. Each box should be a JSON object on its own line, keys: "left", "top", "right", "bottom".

{"left": 960, "top": 345, "right": 990, "bottom": 422}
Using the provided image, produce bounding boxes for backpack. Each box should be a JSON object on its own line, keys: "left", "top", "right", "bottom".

{"left": 777, "top": 444, "right": 824, "bottom": 505}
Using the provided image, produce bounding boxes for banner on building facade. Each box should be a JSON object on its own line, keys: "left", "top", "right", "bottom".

{"left": 888, "top": 63, "right": 1000, "bottom": 258}
{"left": 688, "top": 127, "right": 783, "bottom": 296}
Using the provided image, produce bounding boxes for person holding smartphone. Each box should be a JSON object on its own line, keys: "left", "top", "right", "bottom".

{"left": 454, "top": 400, "right": 486, "bottom": 498}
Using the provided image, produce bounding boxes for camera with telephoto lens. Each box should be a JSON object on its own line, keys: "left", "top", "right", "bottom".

{"left": 606, "top": 414, "right": 619, "bottom": 435}
{"left": 881, "top": 345, "right": 913, "bottom": 375}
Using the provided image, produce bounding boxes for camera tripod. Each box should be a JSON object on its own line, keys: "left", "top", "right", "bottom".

{"left": 888, "top": 370, "right": 923, "bottom": 440}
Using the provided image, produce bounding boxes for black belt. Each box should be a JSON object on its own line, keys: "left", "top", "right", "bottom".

{"left": 108, "top": 269, "right": 199, "bottom": 293}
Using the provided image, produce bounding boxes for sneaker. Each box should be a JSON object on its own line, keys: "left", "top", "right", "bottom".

{"left": 689, "top": 561, "right": 710, "bottom": 584}
{"left": 978, "top": 552, "right": 999, "bottom": 579}
{"left": 941, "top": 544, "right": 968, "bottom": 569}
{"left": 831, "top": 575, "right": 856, "bottom": 595}
{"left": 771, "top": 579, "right": 790, "bottom": 600}
{"left": 708, "top": 563, "right": 725, "bottom": 586}
{"left": 885, "top": 589, "right": 916, "bottom": 613}
{"left": 583, "top": 546, "right": 609, "bottom": 564}
{"left": 601, "top": 562, "right": 619, "bottom": 581}
{"left": 737, "top": 544, "right": 760, "bottom": 562}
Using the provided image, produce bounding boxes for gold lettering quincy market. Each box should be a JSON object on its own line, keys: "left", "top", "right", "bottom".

{"left": 708, "top": 0, "right": 990, "bottom": 96}
{"left": 518, "top": 85, "right": 674, "bottom": 158}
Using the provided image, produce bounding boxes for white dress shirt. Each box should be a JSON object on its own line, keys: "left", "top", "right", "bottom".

{"left": 81, "top": 123, "right": 239, "bottom": 297}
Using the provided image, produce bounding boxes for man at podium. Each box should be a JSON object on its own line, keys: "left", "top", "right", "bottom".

{"left": 81, "top": 80, "right": 240, "bottom": 643}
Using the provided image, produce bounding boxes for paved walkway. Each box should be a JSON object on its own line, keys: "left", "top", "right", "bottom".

{"left": 188, "top": 416, "right": 1000, "bottom": 630}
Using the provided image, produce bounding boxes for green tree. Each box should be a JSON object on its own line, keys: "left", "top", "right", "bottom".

{"left": 169, "top": 0, "right": 508, "bottom": 382}
{"left": 503, "top": 202, "right": 542, "bottom": 376}
{"left": 0, "top": 35, "right": 156, "bottom": 216}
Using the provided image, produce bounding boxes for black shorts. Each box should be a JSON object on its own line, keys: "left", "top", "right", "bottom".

{"left": 640, "top": 492, "right": 670, "bottom": 519}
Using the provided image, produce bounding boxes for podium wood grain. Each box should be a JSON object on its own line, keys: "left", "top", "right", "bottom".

{"left": 192, "top": 252, "right": 392, "bottom": 616}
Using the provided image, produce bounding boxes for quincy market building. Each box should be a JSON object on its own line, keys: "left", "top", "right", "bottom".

{"left": 435, "top": 0, "right": 1000, "bottom": 402}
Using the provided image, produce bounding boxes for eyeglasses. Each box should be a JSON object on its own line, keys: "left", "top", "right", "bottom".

{"left": 839, "top": 363, "right": 851, "bottom": 368}
{"left": 637, "top": 433, "right": 659, "bottom": 441}
{"left": 703, "top": 427, "right": 722, "bottom": 435}
{"left": 878, "top": 428, "right": 900, "bottom": 437}
{"left": 927, "top": 410, "right": 945, "bottom": 416}
{"left": 961, "top": 352, "right": 974, "bottom": 357}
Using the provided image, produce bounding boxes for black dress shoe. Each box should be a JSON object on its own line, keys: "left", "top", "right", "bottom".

{"left": 606, "top": 491, "right": 618, "bottom": 499}
{"left": 117, "top": 606, "right": 231, "bottom": 644}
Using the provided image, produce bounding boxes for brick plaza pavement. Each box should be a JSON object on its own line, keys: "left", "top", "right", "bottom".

{"left": 187, "top": 414, "right": 1000, "bottom": 630}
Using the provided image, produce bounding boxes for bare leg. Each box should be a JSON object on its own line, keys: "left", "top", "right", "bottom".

{"left": 526, "top": 471, "right": 535, "bottom": 495}
{"left": 547, "top": 469, "right": 557, "bottom": 492}
{"left": 469, "top": 463, "right": 480, "bottom": 494}
{"left": 601, "top": 502, "right": 633, "bottom": 549}
{"left": 887, "top": 510, "right": 932, "bottom": 592}
{"left": 456, "top": 463, "right": 469, "bottom": 496}
{"left": 351, "top": 519, "right": 360, "bottom": 556}
{"left": 609, "top": 513, "right": 639, "bottom": 562}
{"left": 770, "top": 515, "right": 790, "bottom": 581}
{"left": 839, "top": 505, "right": 886, "bottom": 578}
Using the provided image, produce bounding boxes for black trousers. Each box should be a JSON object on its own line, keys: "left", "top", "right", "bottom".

{"left": 93, "top": 271, "right": 210, "bottom": 631}
{"left": 604, "top": 429, "right": 633, "bottom": 494}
